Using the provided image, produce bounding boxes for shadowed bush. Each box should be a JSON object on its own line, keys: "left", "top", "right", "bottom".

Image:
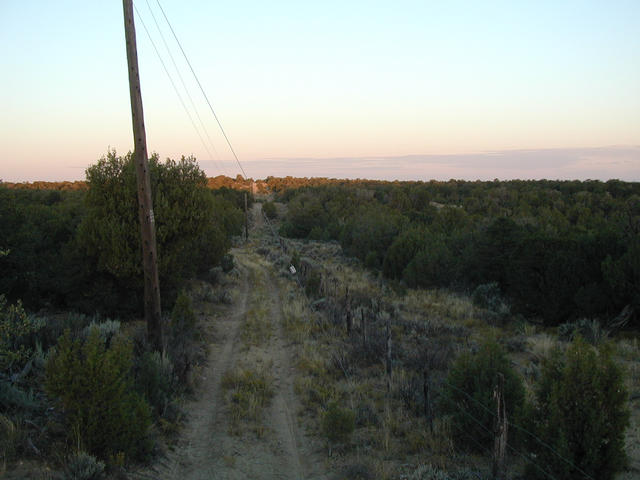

{"left": 322, "top": 401, "right": 355, "bottom": 452}
{"left": 45, "top": 328, "right": 152, "bottom": 461}
{"left": 527, "top": 338, "right": 629, "bottom": 480}
{"left": 262, "top": 201, "right": 277, "bottom": 219}
{"left": 63, "top": 451, "right": 105, "bottom": 480}
{"left": 441, "top": 339, "right": 525, "bottom": 452}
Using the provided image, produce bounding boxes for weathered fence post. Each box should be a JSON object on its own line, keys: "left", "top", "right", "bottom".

{"left": 361, "top": 307, "right": 367, "bottom": 349}
{"left": 345, "top": 286, "right": 352, "bottom": 335}
{"left": 244, "top": 192, "right": 248, "bottom": 242}
{"left": 386, "top": 310, "right": 392, "bottom": 391}
{"left": 423, "top": 368, "right": 433, "bottom": 433}
{"left": 492, "top": 373, "right": 507, "bottom": 480}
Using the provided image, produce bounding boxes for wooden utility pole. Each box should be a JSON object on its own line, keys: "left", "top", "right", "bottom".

{"left": 492, "top": 373, "right": 508, "bottom": 480}
{"left": 345, "top": 287, "right": 352, "bottom": 335}
{"left": 122, "top": 0, "right": 163, "bottom": 352}
{"left": 386, "top": 311, "right": 392, "bottom": 391}
{"left": 244, "top": 192, "right": 249, "bottom": 242}
{"left": 361, "top": 307, "right": 367, "bottom": 349}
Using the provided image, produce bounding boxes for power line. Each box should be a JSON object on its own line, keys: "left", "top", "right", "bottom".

{"left": 155, "top": 0, "right": 249, "bottom": 180}
{"left": 133, "top": 3, "right": 224, "bottom": 174}
{"left": 141, "top": 0, "right": 228, "bottom": 176}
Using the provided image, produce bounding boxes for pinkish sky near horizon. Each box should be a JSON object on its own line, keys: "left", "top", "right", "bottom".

{"left": 1, "top": 1, "right": 639, "bottom": 182}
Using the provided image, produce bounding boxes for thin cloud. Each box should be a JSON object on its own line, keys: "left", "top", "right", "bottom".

{"left": 206, "top": 146, "right": 639, "bottom": 182}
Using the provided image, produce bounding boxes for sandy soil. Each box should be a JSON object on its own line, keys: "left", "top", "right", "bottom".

{"left": 138, "top": 204, "right": 328, "bottom": 480}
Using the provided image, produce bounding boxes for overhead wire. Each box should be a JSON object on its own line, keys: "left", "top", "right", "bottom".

{"left": 141, "top": 0, "right": 228, "bottom": 177}
{"left": 155, "top": 0, "right": 249, "bottom": 180}
{"left": 132, "top": 2, "right": 224, "bottom": 175}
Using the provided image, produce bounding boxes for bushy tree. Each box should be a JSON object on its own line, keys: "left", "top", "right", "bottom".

{"left": 45, "top": 328, "right": 152, "bottom": 460}
{"left": 402, "top": 234, "right": 453, "bottom": 288}
{"left": 0, "top": 295, "right": 43, "bottom": 374}
{"left": 441, "top": 339, "right": 525, "bottom": 451}
{"left": 77, "top": 151, "right": 235, "bottom": 314}
{"left": 527, "top": 338, "right": 629, "bottom": 480}
{"left": 382, "top": 227, "right": 426, "bottom": 279}
{"left": 322, "top": 401, "right": 355, "bottom": 447}
{"left": 0, "top": 187, "right": 84, "bottom": 309}
{"left": 340, "top": 205, "right": 406, "bottom": 267}
{"left": 280, "top": 193, "right": 328, "bottom": 238}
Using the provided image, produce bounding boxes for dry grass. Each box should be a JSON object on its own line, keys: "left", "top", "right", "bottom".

{"left": 221, "top": 366, "right": 274, "bottom": 437}
{"left": 281, "top": 294, "right": 312, "bottom": 344}
{"left": 527, "top": 332, "right": 558, "bottom": 360}
{"left": 256, "top": 230, "right": 640, "bottom": 478}
{"left": 240, "top": 300, "right": 272, "bottom": 347}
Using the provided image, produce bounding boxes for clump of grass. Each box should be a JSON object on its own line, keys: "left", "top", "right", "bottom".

{"left": 281, "top": 295, "right": 311, "bottom": 344}
{"left": 617, "top": 338, "right": 639, "bottom": 361}
{"left": 63, "top": 451, "right": 105, "bottom": 480}
{"left": 322, "top": 401, "right": 355, "bottom": 455}
{"left": 528, "top": 332, "right": 557, "bottom": 360}
{"left": 221, "top": 367, "right": 274, "bottom": 436}
{"left": 0, "top": 414, "right": 22, "bottom": 471}
{"left": 240, "top": 301, "right": 272, "bottom": 347}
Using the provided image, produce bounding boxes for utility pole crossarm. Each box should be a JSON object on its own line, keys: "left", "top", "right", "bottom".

{"left": 122, "top": 0, "right": 163, "bottom": 352}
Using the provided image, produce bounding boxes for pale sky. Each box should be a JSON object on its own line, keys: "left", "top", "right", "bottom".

{"left": 1, "top": 1, "right": 639, "bottom": 182}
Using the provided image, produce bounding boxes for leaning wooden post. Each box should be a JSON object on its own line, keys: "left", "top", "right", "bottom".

{"left": 345, "top": 287, "right": 352, "bottom": 335}
{"left": 386, "top": 310, "right": 392, "bottom": 391}
{"left": 361, "top": 307, "right": 367, "bottom": 349}
{"left": 122, "top": 0, "right": 163, "bottom": 352}
{"left": 244, "top": 192, "right": 248, "bottom": 242}
{"left": 492, "top": 373, "right": 507, "bottom": 480}
{"left": 423, "top": 368, "right": 433, "bottom": 433}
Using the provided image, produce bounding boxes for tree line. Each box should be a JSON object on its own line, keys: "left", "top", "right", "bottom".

{"left": 0, "top": 150, "right": 246, "bottom": 316}
{"left": 278, "top": 179, "right": 640, "bottom": 327}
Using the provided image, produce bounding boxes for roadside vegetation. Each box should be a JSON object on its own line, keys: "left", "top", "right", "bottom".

{"left": 277, "top": 180, "right": 639, "bottom": 328}
{"left": 2, "top": 172, "right": 638, "bottom": 479}
{"left": 0, "top": 151, "right": 244, "bottom": 476}
{"left": 255, "top": 181, "right": 639, "bottom": 479}
{"left": 222, "top": 255, "right": 276, "bottom": 438}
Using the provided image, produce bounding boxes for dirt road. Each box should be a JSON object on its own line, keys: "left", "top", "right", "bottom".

{"left": 143, "top": 205, "right": 328, "bottom": 480}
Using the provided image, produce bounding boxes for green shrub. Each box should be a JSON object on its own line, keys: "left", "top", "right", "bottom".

{"left": 308, "top": 226, "right": 325, "bottom": 240}
{"left": 402, "top": 236, "right": 454, "bottom": 288}
{"left": 527, "top": 338, "right": 629, "bottom": 480}
{"left": 64, "top": 451, "right": 105, "bottom": 480}
{"left": 557, "top": 318, "right": 607, "bottom": 345}
{"left": 167, "top": 292, "right": 199, "bottom": 387}
{"left": 82, "top": 319, "right": 120, "bottom": 346}
{"left": 77, "top": 151, "right": 235, "bottom": 316}
{"left": 305, "top": 269, "right": 322, "bottom": 297}
{"left": 321, "top": 401, "right": 355, "bottom": 447}
{"left": 0, "top": 380, "right": 40, "bottom": 412}
{"left": 262, "top": 201, "right": 277, "bottom": 219}
{"left": 441, "top": 339, "right": 525, "bottom": 451}
{"left": 135, "top": 350, "right": 175, "bottom": 418}
{"left": 45, "top": 328, "right": 152, "bottom": 461}
{"left": 364, "top": 250, "right": 379, "bottom": 269}
{"left": 220, "top": 253, "right": 234, "bottom": 273}
{"left": 0, "top": 295, "right": 43, "bottom": 373}
{"left": 472, "top": 282, "right": 509, "bottom": 313}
